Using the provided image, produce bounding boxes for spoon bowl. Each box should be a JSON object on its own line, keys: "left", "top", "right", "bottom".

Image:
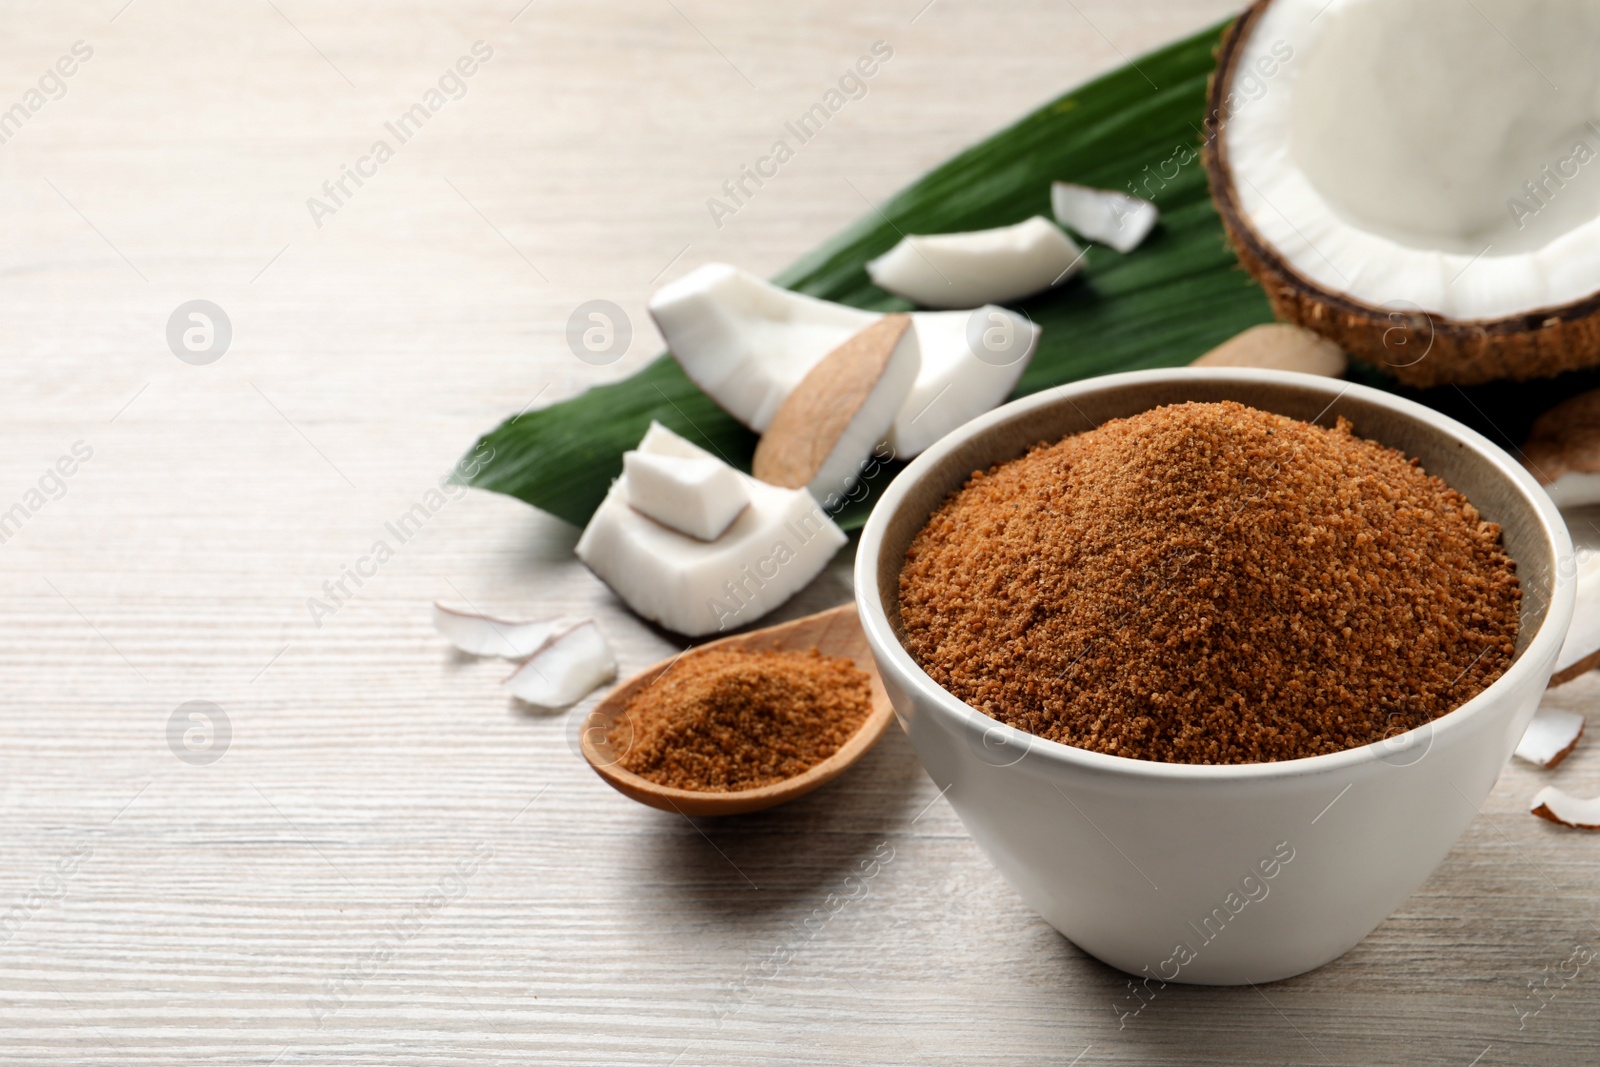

{"left": 579, "top": 604, "right": 895, "bottom": 815}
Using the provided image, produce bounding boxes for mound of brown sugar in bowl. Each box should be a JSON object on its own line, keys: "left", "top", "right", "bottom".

{"left": 612, "top": 648, "right": 873, "bottom": 792}
{"left": 897, "top": 401, "right": 1521, "bottom": 765}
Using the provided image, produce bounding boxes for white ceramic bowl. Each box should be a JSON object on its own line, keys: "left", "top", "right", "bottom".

{"left": 855, "top": 368, "right": 1574, "bottom": 985}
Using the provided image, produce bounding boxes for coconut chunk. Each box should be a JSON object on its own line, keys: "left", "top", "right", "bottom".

{"left": 649, "top": 263, "right": 1039, "bottom": 446}
{"left": 1515, "top": 707, "right": 1587, "bottom": 768}
{"left": 752, "top": 314, "right": 919, "bottom": 500}
{"left": 623, "top": 450, "right": 749, "bottom": 541}
{"left": 576, "top": 423, "right": 847, "bottom": 636}
{"left": 887, "top": 307, "right": 1041, "bottom": 458}
{"left": 503, "top": 619, "right": 617, "bottom": 709}
{"left": 1552, "top": 548, "right": 1600, "bottom": 687}
{"left": 649, "top": 263, "right": 877, "bottom": 431}
{"left": 635, "top": 420, "right": 712, "bottom": 461}
{"left": 1207, "top": 0, "right": 1600, "bottom": 386}
{"left": 1191, "top": 323, "right": 1348, "bottom": 378}
{"left": 1524, "top": 390, "right": 1600, "bottom": 509}
{"left": 1532, "top": 787, "right": 1600, "bottom": 830}
{"left": 1050, "top": 182, "right": 1158, "bottom": 253}
{"left": 865, "top": 216, "right": 1083, "bottom": 310}
{"left": 432, "top": 603, "right": 583, "bottom": 660}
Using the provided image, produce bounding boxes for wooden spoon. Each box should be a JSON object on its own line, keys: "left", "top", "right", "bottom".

{"left": 579, "top": 604, "right": 895, "bottom": 816}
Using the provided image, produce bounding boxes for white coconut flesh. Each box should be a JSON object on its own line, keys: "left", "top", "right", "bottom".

{"left": 623, "top": 449, "right": 750, "bottom": 541}
{"left": 576, "top": 423, "right": 847, "bottom": 637}
{"left": 650, "top": 264, "right": 876, "bottom": 431}
{"left": 1515, "top": 706, "right": 1585, "bottom": 768}
{"left": 1531, "top": 786, "right": 1600, "bottom": 830}
{"left": 754, "top": 314, "right": 921, "bottom": 502}
{"left": 865, "top": 216, "right": 1083, "bottom": 309}
{"left": 1225, "top": 0, "right": 1600, "bottom": 321}
{"left": 887, "top": 307, "right": 1041, "bottom": 458}
{"left": 650, "top": 265, "right": 1044, "bottom": 456}
{"left": 503, "top": 620, "right": 617, "bottom": 709}
{"left": 1554, "top": 543, "right": 1600, "bottom": 682}
{"left": 432, "top": 603, "right": 585, "bottom": 660}
{"left": 1051, "top": 183, "right": 1159, "bottom": 253}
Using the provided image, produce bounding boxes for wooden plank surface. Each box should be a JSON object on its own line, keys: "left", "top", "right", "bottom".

{"left": 1, "top": 1, "right": 1597, "bottom": 1063}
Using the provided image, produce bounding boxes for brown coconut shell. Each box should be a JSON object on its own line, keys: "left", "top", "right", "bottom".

{"left": 1203, "top": 1, "right": 1600, "bottom": 389}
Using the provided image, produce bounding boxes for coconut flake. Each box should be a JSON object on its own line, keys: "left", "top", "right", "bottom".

{"left": 433, "top": 603, "right": 584, "bottom": 660}
{"left": 1552, "top": 548, "right": 1600, "bottom": 687}
{"left": 1050, "top": 182, "right": 1159, "bottom": 253}
{"left": 865, "top": 217, "right": 1083, "bottom": 309}
{"left": 503, "top": 619, "right": 617, "bottom": 709}
{"left": 623, "top": 450, "right": 750, "bottom": 541}
{"left": 1532, "top": 786, "right": 1600, "bottom": 829}
{"left": 1515, "top": 707, "right": 1587, "bottom": 768}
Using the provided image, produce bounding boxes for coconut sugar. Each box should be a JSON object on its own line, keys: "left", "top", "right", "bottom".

{"left": 897, "top": 401, "right": 1521, "bottom": 765}
{"left": 613, "top": 648, "right": 872, "bottom": 791}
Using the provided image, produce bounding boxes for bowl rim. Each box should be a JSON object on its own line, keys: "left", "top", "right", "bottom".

{"left": 854, "top": 366, "right": 1577, "bottom": 783}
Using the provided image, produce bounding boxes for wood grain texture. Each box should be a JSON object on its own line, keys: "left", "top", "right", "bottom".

{"left": 3, "top": 0, "right": 1598, "bottom": 1064}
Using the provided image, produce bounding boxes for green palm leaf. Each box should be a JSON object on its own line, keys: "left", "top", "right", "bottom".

{"left": 462, "top": 17, "right": 1597, "bottom": 530}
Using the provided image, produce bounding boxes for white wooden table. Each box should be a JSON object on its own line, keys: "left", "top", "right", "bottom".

{"left": 3, "top": 1, "right": 1599, "bottom": 1063}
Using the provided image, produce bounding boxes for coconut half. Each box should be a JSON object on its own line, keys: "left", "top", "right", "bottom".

{"left": 1207, "top": 0, "right": 1600, "bottom": 387}
{"left": 865, "top": 216, "right": 1083, "bottom": 309}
